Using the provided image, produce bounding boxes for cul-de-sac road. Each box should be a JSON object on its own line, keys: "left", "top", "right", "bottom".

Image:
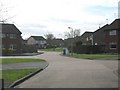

{"left": 16, "top": 52, "right": 118, "bottom": 88}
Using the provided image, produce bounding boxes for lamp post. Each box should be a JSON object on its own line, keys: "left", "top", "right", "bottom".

{"left": 68, "top": 27, "right": 74, "bottom": 55}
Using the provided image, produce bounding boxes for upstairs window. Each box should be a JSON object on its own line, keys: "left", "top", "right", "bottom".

{"left": 2, "top": 34, "right": 6, "bottom": 38}
{"left": 89, "top": 35, "right": 93, "bottom": 40}
{"left": 109, "top": 30, "right": 117, "bottom": 36}
{"left": 86, "top": 37, "right": 89, "bottom": 41}
{"left": 9, "top": 34, "right": 16, "bottom": 39}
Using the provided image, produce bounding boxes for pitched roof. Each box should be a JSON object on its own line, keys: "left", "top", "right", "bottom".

{"left": 52, "top": 38, "right": 64, "bottom": 43}
{"left": 31, "top": 36, "right": 46, "bottom": 40}
{"left": 94, "top": 24, "right": 109, "bottom": 33}
{"left": 81, "top": 31, "right": 93, "bottom": 37}
{"left": 0, "top": 23, "right": 22, "bottom": 34}
{"left": 53, "top": 38, "right": 63, "bottom": 41}
{"left": 107, "top": 19, "right": 120, "bottom": 30}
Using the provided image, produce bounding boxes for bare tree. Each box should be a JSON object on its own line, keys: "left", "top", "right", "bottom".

{"left": 65, "top": 27, "right": 80, "bottom": 39}
{"left": 64, "top": 27, "right": 81, "bottom": 54}
{"left": 0, "top": 0, "right": 14, "bottom": 23}
{"left": 44, "top": 33, "right": 56, "bottom": 48}
{"left": 44, "top": 33, "right": 55, "bottom": 40}
{"left": 74, "top": 29, "right": 80, "bottom": 37}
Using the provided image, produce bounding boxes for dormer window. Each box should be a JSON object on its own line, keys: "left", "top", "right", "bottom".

{"left": 109, "top": 30, "right": 116, "bottom": 36}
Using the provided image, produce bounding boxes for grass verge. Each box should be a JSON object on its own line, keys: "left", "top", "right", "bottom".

{"left": 66, "top": 53, "right": 118, "bottom": 59}
{"left": 40, "top": 48, "right": 63, "bottom": 52}
{"left": 2, "top": 69, "right": 37, "bottom": 87}
{"left": 1, "top": 58, "right": 45, "bottom": 64}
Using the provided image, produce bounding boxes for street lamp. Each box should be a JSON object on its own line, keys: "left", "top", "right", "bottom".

{"left": 68, "top": 27, "right": 74, "bottom": 55}
{"left": 68, "top": 27, "right": 74, "bottom": 38}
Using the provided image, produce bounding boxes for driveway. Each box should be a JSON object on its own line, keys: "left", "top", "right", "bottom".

{"left": 16, "top": 52, "right": 118, "bottom": 88}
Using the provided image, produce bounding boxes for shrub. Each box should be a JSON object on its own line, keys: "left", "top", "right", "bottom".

{"left": 73, "top": 45, "right": 105, "bottom": 54}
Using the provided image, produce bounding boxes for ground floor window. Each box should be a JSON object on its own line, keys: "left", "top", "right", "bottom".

{"left": 109, "top": 42, "right": 117, "bottom": 49}
{"left": 2, "top": 44, "right": 6, "bottom": 49}
{"left": 9, "top": 44, "right": 17, "bottom": 50}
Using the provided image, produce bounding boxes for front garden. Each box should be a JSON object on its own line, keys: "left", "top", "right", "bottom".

{"left": 66, "top": 53, "right": 118, "bottom": 59}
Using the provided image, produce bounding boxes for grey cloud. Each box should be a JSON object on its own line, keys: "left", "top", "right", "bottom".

{"left": 51, "top": 18, "right": 77, "bottom": 23}
{"left": 19, "top": 23, "right": 47, "bottom": 29}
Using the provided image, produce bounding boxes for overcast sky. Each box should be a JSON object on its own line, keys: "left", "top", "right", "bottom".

{"left": 1, "top": 0, "right": 119, "bottom": 39}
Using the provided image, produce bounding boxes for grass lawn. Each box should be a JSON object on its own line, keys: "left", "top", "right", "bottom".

{"left": 40, "top": 48, "right": 63, "bottom": 52}
{"left": 2, "top": 69, "right": 37, "bottom": 87}
{"left": 66, "top": 53, "right": 118, "bottom": 59}
{"left": 0, "top": 58, "right": 47, "bottom": 87}
{"left": 2, "top": 69, "right": 37, "bottom": 82}
{"left": 1, "top": 58, "right": 45, "bottom": 64}
{"left": 0, "top": 71, "right": 2, "bottom": 79}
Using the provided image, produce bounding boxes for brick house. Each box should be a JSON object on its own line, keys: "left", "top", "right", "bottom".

{"left": 89, "top": 19, "right": 120, "bottom": 53}
{"left": 49, "top": 38, "right": 64, "bottom": 47}
{"left": 1, "top": 23, "right": 22, "bottom": 55}
{"left": 27, "top": 36, "right": 47, "bottom": 49}
{"left": 80, "top": 32, "right": 93, "bottom": 45}
{"left": 93, "top": 24, "right": 109, "bottom": 46}
{"left": 104, "top": 19, "right": 120, "bottom": 53}
{"left": 91, "top": 19, "right": 120, "bottom": 53}
{"left": 64, "top": 19, "right": 119, "bottom": 54}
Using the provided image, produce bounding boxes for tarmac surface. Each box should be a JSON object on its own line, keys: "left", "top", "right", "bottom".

{"left": 2, "top": 62, "right": 47, "bottom": 70}
{"left": 15, "top": 51, "right": 118, "bottom": 88}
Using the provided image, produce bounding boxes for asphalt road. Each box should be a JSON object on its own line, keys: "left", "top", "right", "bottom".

{"left": 2, "top": 62, "right": 48, "bottom": 70}
{"left": 16, "top": 52, "right": 118, "bottom": 88}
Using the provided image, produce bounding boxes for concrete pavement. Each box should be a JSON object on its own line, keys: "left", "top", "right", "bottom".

{"left": 16, "top": 52, "right": 118, "bottom": 88}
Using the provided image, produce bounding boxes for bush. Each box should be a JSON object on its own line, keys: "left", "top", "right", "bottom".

{"left": 73, "top": 45, "right": 105, "bottom": 54}
{"left": 2, "top": 49, "right": 13, "bottom": 56}
{"left": 22, "top": 45, "right": 37, "bottom": 53}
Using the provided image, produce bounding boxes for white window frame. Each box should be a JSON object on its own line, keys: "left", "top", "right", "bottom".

{"left": 109, "top": 30, "right": 117, "bottom": 36}
{"left": 109, "top": 42, "right": 117, "bottom": 49}
{"left": 2, "top": 34, "right": 6, "bottom": 38}
{"left": 86, "top": 37, "right": 89, "bottom": 41}
{"left": 9, "top": 44, "right": 16, "bottom": 50}
{"left": 95, "top": 43, "right": 98, "bottom": 45}
{"left": 9, "top": 34, "right": 16, "bottom": 39}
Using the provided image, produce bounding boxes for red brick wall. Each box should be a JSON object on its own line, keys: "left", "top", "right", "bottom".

{"left": 104, "top": 30, "right": 118, "bottom": 53}
{"left": 2, "top": 34, "right": 22, "bottom": 55}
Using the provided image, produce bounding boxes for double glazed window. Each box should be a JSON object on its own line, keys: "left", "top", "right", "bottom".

{"left": 9, "top": 34, "right": 16, "bottom": 39}
{"left": 109, "top": 30, "right": 117, "bottom": 36}
{"left": 1, "top": 44, "right": 17, "bottom": 50}
{"left": 9, "top": 44, "right": 17, "bottom": 50}
{"left": 2, "top": 34, "right": 6, "bottom": 38}
{"left": 2, "top": 44, "right": 6, "bottom": 49}
{"left": 1, "top": 33, "right": 17, "bottom": 38}
{"left": 109, "top": 42, "right": 117, "bottom": 49}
